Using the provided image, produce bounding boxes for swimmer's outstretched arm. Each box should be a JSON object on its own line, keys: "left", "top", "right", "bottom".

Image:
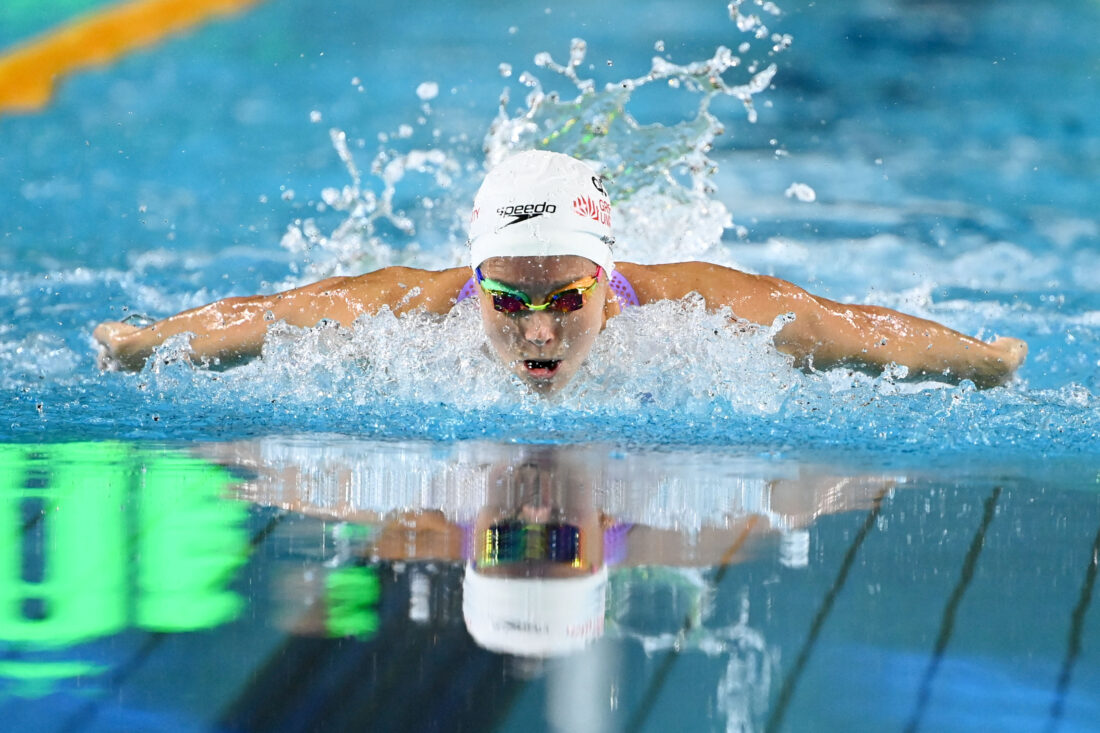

{"left": 620, "top": 262, "right": 1027, "bottom": 388}
{"left": 94, "top": 266, "right": 470, "bottom": 371}
{"left": 773, "top": 293, "right": 1028, "bottom": 388}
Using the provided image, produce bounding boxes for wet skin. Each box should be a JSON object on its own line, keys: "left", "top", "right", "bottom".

{"left": 93, "top": 257, "right": 1026, "bottom": 388}
{"left": 475, "top": 255, "right": 617, "bottom": 395}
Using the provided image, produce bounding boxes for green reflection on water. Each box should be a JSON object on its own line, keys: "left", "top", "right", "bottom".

{"left": 325, "top": 566, "right": 381, "bottom": 640}
{"left": 0, "top": 442, "right": 248, "bottom": 694}
{"left": 0, "top": 443, "right": 129, "bottom": 647}
{"left": 137, "top": 452, "right": 247, "bottom": 631}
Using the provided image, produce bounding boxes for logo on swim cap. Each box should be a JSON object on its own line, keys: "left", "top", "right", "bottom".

{"left": 468, "top": 150, "right": 615, "bottom": 273}
{"left": 572, "top": 196, "right": 611, "bottom": 227}
{"left": 497, "top": 201, "right": 558, "bottom": 228}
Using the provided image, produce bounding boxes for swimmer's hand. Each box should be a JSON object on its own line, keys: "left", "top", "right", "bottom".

{"left": 94, "top": 321, "right": 148, "bottom": 371}
{"left": 974, "top": 336, "right": 1028, "bottom": 388}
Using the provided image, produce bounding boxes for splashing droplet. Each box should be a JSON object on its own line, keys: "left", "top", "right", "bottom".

{"left": 784, "top": 182, "right": 817, "bottom": 202}
{"left": 415, "top": 81, "right": 439, "bottom": 101}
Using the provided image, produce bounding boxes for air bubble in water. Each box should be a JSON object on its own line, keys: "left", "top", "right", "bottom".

{"left": 499, "top": 63, "right": 513, "bottom": 78}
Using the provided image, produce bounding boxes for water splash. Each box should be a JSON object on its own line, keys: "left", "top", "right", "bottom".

{"left": 133, "top": 297, "right": 793, "bottom": 422}
{"left": 280, "top": 5, "right": 789, "bottom": 281}
{"left": 484, "top": 28, "right": 785, "bottom": 264}
{"left": 0, "top": 330, "right": 81, "bottom": 389}
{"left": 278, "top": 135, "right": 465, "bottom": 282}
{"left": 99, "top": 290, "right": 1097, "bottom": 456}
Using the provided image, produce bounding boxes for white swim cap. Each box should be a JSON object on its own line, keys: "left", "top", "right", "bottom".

{"left": 462, "top": 565, "right": 608, "bottom": 657}
{"left": 468, "top": 150, "right": 614, "bottom": 272}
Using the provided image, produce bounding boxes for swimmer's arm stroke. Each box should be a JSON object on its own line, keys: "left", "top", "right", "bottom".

{"left": 735, "top": 272, "right": 1027, "bottom": 388}
{"left": 626, "top": 262, "right": 1027, "bottom": 389}
{"left": 93, "top": 266, "right": 470, "bottom": 371}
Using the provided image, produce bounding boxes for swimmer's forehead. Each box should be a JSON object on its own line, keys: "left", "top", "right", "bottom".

{"left": 478, "top": 255, "right": 600, "bottom": 290}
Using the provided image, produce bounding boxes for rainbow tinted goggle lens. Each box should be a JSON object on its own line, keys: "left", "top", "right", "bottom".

{"left": 475, "top": 266, "right": 603, "bottom": 314}
{"left": 477, "top": 520, "right": 584, "bottom": 569}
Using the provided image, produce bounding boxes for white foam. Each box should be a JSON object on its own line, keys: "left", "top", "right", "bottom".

{"left": 0, "top": 332, "right": 81, "bottom": 388}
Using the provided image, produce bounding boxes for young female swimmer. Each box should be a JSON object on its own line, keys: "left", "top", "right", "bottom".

{"left": 94, "top": 150, "right": 1027, "bottom": 392}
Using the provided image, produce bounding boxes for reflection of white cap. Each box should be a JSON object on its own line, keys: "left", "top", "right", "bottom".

{"left": 468, "top": 150, "right": 615, "bottom": 272}
{"left": 463, "top": 564, "right": 608, "bottom": 657}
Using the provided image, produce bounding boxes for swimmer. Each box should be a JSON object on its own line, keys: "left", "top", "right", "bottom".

{"left": 94, "top": 150, "right": 1028, "bottom": 391}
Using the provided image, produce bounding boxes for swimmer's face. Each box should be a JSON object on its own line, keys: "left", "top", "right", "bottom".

{"left": 476, "top": 255, "right": 609, "bottom": 394}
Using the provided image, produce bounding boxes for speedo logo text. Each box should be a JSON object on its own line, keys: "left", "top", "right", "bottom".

{"left": 498, "top": 201, "right": 557, "bottom": 226}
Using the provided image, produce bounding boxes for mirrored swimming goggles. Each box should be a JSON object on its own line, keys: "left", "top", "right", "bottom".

{"left": 476, "top": 520, "right": 585, "bottom": 569}
{"left": 475, "top": 266, "right": 603, "bottom": 314}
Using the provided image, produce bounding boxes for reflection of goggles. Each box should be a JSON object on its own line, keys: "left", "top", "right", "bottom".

{"left": 477, "top": 520, "right": 584, "bottom": 569}
{"left": 475, "top": 266, "right": 603, "bottom": 314}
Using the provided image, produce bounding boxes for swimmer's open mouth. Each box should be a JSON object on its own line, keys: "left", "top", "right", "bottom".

{"left": 524, "top": 359, "right": 561, "bottom": 377}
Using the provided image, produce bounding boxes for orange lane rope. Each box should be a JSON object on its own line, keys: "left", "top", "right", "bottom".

{"left": 0, "top": 0, "right": 264, "bottom": 116}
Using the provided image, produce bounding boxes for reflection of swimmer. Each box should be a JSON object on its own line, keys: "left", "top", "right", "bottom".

{"left": 206, "top": 441, "right": 901, "bottom": 731}
{"left": 95, "top": 150, "right": 1026, "bottom": 390}
{"left": 463, "top": 456, "right": 608, "bottom": 657}
{"left": 207, "top": 440, "right": 895, "bottom": 657}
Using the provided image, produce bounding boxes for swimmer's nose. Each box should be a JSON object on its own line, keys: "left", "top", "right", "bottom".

{"left": 522, "top": 312, "right": 557, "bottom": 347}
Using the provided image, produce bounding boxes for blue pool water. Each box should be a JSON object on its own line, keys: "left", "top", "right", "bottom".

{"left": 0, "top": 0, "right": 1096, "bottom": 456}
{"left": 1, "top": 0, "right": 1099, "bottom": 730}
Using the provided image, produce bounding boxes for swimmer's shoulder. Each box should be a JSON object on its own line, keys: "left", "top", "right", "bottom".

{"left": 321, "top": 265, "right": 472, "bottom": 316}
{"left": 615, "top": 261, "right": 772, "bottom": 305}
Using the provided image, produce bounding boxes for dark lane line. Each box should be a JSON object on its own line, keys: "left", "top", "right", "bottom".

{"left": 903, "top": 486, "right": 1002, "bottom": 733}
{"left": 764, "top": 490, "right": 888, "bottom": 733}
{"left": 1045, "top": 523, "right": 1100, "bottom": 733}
